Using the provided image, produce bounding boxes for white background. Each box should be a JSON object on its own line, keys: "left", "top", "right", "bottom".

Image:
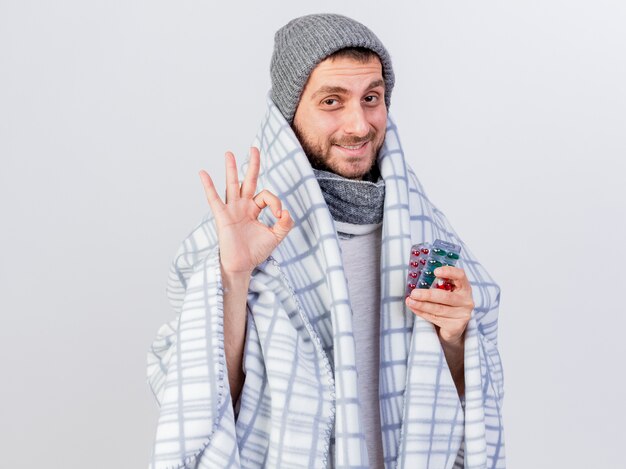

{"left": 1, "top": 1, "right": 625, "bottom": 467}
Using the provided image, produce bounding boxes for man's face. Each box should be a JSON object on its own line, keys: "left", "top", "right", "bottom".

{"left": 292, "top": 55, "right": 387, "bottom": 180}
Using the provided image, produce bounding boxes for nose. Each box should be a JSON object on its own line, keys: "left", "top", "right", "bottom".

{"left": 342, "top": 102, "right": 369, "bottom": 137}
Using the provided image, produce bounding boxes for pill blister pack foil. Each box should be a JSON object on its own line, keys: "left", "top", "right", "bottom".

{"left": 405, "top": 239, "right": 462, "bottom": 297}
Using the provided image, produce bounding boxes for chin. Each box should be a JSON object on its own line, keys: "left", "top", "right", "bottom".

{"left": 332, "top": 160, "right": 377, "bottom": 180}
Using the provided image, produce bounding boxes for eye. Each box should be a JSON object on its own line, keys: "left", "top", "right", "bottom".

{"left": 322, "top": 98, "right": 339, "bottom": 106}
{"left": 364, "top": 95, "right": 379, "bottom": 104}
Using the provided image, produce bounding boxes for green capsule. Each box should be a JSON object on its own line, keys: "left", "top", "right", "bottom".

{"left": 447, "top": 252, "right": 460, "bottom": 260}
{"left": 433, "top": 248, "right": 446, "bottom": 256}
{"left": 423, "top": 270, "right": 435, "bottom": 279}
{"left": 428, "top": 260, "right": 443, "bottom": 268}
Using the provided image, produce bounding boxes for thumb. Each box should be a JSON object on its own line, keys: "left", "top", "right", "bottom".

{"left": 270, "top": 210, "right": 294, "bottom": 243}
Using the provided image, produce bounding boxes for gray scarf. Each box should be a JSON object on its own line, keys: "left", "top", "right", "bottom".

{"left": 313, "top": 166, "right": 385, "bottom": 225}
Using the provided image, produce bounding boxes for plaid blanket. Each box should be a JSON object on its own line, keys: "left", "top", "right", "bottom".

{"left": 147, "top": 97, "right": 506, "bottom": 469}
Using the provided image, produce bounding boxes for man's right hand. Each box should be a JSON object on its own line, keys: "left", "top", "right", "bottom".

{"left": 198, "top": 146, "right": 294, "bottom": 407}
{"left": 199, "top": 146, "right": 294, "bottom": 275}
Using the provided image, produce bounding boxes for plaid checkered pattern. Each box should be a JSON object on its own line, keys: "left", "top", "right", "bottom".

{"left": 147, "top": 96, "right": 505, "bottom": 468}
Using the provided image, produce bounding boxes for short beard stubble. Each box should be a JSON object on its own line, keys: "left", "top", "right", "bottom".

{"left": 292, "top": 122, "right": 384, "bottom": 181}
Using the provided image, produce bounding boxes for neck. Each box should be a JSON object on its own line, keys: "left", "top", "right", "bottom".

{"left": 312, "top": 166, "right": 386, "bottom": 225}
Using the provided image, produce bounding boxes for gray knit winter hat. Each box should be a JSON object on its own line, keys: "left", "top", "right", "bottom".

{"left": 270, "top": 13, "right": 395, "bottom": 124}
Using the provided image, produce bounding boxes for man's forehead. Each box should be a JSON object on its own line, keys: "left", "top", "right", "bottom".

{"left": 305, "top": 56, "right": 384, "bottom": 94}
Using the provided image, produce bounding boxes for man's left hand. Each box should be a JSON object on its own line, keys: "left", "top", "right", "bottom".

{"left": 405, "top": 266, "right": 474, "bottom": 343}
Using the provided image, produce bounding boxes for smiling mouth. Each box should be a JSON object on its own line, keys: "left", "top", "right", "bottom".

{"left": 334, "top": 141, "right": 369, "bottom": 151}
{"left": 338, "top": 142, "right": 367, "bottom": 150}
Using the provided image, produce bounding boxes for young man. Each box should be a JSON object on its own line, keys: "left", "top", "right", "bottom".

{"left": 148, "top": 14, "right": 505, "bottom": 469}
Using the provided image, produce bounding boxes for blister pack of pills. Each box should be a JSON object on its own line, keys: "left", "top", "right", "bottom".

{"left": 405, "top": 239, "right": 462, "bottom": 297}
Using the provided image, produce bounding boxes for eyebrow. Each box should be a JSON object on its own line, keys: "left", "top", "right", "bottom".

{"left": 310, "top": 79, "right": 385, "bottom": 100}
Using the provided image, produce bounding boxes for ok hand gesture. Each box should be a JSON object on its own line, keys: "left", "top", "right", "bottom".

{"left": 199, "top": 147, "right": 294, "bottom": 276}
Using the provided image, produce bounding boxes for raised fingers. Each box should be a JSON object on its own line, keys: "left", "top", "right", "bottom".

{"left": 241, "top": 147, "right": 260, "bottom": 199}
{"left": 224, "top": 151, "right": 241, "bottom": 203}
{"left": 199, "top": 170, "right": 225, "bottom": 215}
